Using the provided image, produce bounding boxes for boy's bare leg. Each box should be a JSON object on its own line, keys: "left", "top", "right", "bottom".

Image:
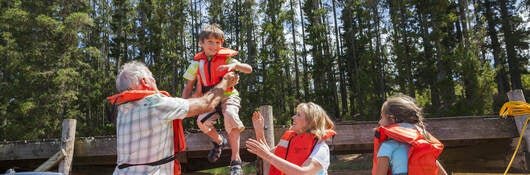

{"left": 198, "top": 113, "right": 227, "bottom": 163}
{"left": 229, "top": 129, "right": 241, "bottom": 161}
{"left": 198, "top": 114, "right": 223, "bottom": 144}
{"left": 205, "top": 130, "right": 223, "bottom": 144}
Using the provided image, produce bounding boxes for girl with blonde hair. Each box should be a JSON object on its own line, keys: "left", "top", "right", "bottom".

{"left": 246, "top": 102, "right": 336, "bottom": 175}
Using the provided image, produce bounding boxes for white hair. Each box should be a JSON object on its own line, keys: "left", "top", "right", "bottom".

{"left": 115, "top": 61, "right": 153, "bottom": 92}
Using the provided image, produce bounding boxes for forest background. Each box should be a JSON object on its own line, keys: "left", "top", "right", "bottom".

{"left": 0, "top": 0, "right": 529, "bottom": 141}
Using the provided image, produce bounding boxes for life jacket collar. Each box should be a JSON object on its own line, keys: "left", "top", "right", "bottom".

{"left": 107, "top": 90, "right": 171, "bottom": 105}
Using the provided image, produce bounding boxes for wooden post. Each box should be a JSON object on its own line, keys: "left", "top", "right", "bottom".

{"left": 507, "top": 89, "right": 529, "bottom": 170}
{"left": 256, "top": 105, "right": 274, "bottom": 175}
{"left": 59, "top": 119, "right": 76, "bottom": 175}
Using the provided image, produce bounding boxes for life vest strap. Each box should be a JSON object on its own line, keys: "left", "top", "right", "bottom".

{"left": 200, "top": 105, "right": 223, "bottom": 123}
{"left": 118, "top": 153, "right": 177, "bottom": 169}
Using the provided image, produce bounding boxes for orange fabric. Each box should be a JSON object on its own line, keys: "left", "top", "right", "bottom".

{"left": 172, "top": 118, "right": 186, "bottom": 175}
{"left": 174, "top": 159, "right": 182, "bottom": 175}
{"left": 372, "top": 124, "right": 444, "bottom": 175}
{"left": 269, "top": 130, "right": 336, "bottom": 175}
{"left": 106, "top": 90, "right": 186, "bottom": 175}
{"left": 107, "top": 90, "right": 171, "bottom": 105}
{"left": 193, "top": 48, "right": 238, "bottom": 92}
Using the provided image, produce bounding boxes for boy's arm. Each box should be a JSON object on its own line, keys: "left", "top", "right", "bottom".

{"left": 182, "top": 79, "right": 196, "bottom": 99}
{"left": 182, "top": 61, "right": 200, "bottom": 98}
{"left": 217, "top": 63, "right": 253, "bottom": 74}
{"left": 233, "top": 63, "right": 252, "bottom": 74}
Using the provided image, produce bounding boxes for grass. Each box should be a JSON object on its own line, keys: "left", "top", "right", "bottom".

{"left": 197, "top": 154, "right": 371, "bottom": 175}
{"left": 198, "top": 162, "right": 256, "bottom": 175}
{"left": 195, "top": 154, "right": 530, "bottom": 175}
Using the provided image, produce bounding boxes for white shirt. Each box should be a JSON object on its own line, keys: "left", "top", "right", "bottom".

{"left": 113, "top": 94, "right": 189, "bottom": 175}
{"left": 309, "top": 141, "right": 330, "bottom": 175}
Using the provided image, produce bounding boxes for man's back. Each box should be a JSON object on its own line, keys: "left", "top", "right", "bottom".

{"left": 113, "top": 94, "right": 189, "bottom": 175}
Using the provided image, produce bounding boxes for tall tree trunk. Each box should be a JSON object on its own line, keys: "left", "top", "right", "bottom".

{"left": 289, "top": 0, "right": 301, "bottom": 100}
{"left": 458, "top": 0, "right": 470, "bottom": 44}
{"left": 499, "top": 0, "right": 523, "bottom": 89}
{"left": 342, "top": 1, "right": 359, "bottom": 119}
{"left": 333, "top": 0, "right": 347, "bottom": 119}
{"left": 370, "top": 0, "right": 386, "bottom": 103}
{"left": 298, "top": 0, "right": 310, "bottom": 102}
{"left": 484, "top": 0, "right": 510, "bottom": 94}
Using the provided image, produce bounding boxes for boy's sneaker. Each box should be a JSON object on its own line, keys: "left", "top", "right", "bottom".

{"left": 230, "top": 160, "right": 243, "bottom": 175}
{"left": 207, "top": 136, "right": 228, "bottom": 163}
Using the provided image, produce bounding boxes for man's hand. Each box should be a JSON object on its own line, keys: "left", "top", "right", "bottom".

{"left": 223, "top": 71, "right": 239, "bottom": 87}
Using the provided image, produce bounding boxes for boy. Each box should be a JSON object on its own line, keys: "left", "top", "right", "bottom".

{"left": 182, "top": 24, "right": 252, "bottom": 175}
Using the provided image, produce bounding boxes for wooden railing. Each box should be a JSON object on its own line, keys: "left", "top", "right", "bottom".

{"left": 0, "top": 89, "right": 528, "bottom": 174}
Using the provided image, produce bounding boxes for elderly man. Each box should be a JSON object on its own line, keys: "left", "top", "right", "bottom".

{"left": 107, "top": 61, "right": 238, "bottom": 175}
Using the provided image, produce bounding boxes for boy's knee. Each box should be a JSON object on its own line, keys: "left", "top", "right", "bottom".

{"left": 197, "top": 115, "right": 218, "bottom": 133}
{"left": 223, "top": 107, "right": 239, "bottom": 119}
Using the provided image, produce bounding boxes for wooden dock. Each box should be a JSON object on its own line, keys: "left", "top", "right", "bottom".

{"left": 0, "top": 115, "right": 522, "bottom": 173}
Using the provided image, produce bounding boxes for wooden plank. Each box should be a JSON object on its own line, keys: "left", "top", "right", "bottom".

{"left": 0, "top": 139, "right": 62, "bottom": 160}
{"left": 0, "top": 116, "right": 518, "bottom": 162}
{"left": 329, "top": 116, "right": 517, "bottom": 153}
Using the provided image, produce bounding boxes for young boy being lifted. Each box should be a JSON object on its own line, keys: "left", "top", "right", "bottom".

{"left": 182, "top": 24, "right": 252, "bottom": 175}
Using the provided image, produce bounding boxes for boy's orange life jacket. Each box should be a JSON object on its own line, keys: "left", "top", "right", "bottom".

{"left": 269, "top": 129, "right": 336, "bottom": 175}
{"left": 193, "top": 48, "right": 238, "bottom": 92}
{"left": 372, "top": 124, "right": 444, "bottom": 175}
{"left": 107, "top": 90, "right": 186, "bottom": 175}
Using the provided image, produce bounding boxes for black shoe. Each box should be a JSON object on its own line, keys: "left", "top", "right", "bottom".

{"left": 207, "top": 137, "right": 228, "bottom": 163}
{"left": 230, "top": 160, "right": 243, "bottom": 175}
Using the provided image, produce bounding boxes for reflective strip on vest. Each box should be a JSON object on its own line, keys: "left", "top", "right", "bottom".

{"left": 198, "top": 59, "right": 208, "bottom": 86}
{"left": 277, "top": 139, "right": 289, "bottom": 148}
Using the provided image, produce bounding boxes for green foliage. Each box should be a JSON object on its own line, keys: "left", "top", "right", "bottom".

{"left": 1, "top": 0, "right": 529, "bottom": 141}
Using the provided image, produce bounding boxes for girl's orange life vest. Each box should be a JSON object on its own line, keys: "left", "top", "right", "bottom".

{"left": 107, "top": 90, "right": 186, "bottom": 175}
{"left": 193, "top": 48, "right": 238, "bottom": 92}
{"left": 372, "top": 124, "right": 444, "bottom": 175}
{"left": 269, "top": 129, "right": 336, "bottom": 175}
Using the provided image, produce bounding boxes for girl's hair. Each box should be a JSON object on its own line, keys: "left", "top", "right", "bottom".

{"left": 296, "top": 102, "right": 334, "bottom": 141}
{"left": 116, "top": 61, "right": 153, "bottom": 92}
{"left": 199, "top": 24, "right": 224, "bottom": 42}
{"left": 381, "top": 94, "right": 431, "bottom": 141}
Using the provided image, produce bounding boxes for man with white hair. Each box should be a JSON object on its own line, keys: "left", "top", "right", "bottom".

{"left": 107, "top": 61, "right": 239, "bottom": 175}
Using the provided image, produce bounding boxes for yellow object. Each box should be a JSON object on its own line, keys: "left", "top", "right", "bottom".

{"left": 499, "top": 101, "right": 530, "bottom": 175}
{"left": 500, "top": 101, "right": 530, "bottom": 118}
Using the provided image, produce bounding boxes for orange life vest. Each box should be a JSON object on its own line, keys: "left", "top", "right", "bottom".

{"left": 269, "top": 129, "right": 336, "bottom": 175}
{"left": 372, "top": 124, "right": 444, "bottom": 175}
{"left": 193, "top": 48, "right": 238, "bottom": 92}
{"left": 107, "top": 90, "right": 186, "bottom": 175}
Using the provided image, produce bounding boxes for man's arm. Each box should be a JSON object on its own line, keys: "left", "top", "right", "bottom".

{"left": 185, "top": 72, "right": 238, "bottom": 117}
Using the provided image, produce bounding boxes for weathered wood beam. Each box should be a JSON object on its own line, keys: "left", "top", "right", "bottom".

{"left": 0, "top": 116, "right": 518, "bottom": 170}
{"left": 34, "top": 149, "right": 65, "bottom": 172}
{"left": 507, "top": 89, "right": 530, "bottom": 170}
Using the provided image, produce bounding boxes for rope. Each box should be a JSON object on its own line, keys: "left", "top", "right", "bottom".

{"left": 500, "top": 101, "right": 530, "bottom": 118}
{"left": 499, "top": 101, "right": 530, "bottom": 175}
